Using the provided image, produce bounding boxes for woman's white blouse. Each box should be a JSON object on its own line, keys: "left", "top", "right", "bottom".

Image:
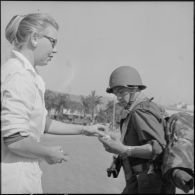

{"left": 1, "top": 50, "right": 48, "bottom": 142}
{"left": 1, "top": 50, "right": 48, "bottom": 193}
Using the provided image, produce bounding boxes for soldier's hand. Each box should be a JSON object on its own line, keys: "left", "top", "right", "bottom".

{"left": 107, "top": 132, "right": 119, "bottom": 141}
{"left": 98, "top": 136, "right": 127, "bottom": 155}
{"left": 172, "top": 169, "right": 194, "bottom": 193}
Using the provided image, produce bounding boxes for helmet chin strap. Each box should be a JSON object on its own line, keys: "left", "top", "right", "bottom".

{"left": 125, "top": 90, "right": 139, "bottom": 110}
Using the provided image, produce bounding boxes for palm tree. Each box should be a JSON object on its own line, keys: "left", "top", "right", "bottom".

{"left": 69, "top": 100, "right": 83, "bottom": 114}
{"left": 105, "top": 100, "right": 115, "bottom": 124}
{"left": 81, "top": 90, "right": 103, "bottom": 124}
{"left": 81, "top": 95, "right": 90, "bottom": 118}
{"left": 87, "top": 90, "right": 103, "bottom": 124}
{"left": 95, "top": 108, "right": 107, "bottom": 124}
{"left": 105, "top": 100, "right": 122, "bottom": 130}
{"left": 44, "top": 89, "right": 57, "bottom": 116}
{"left": 54, "top": 93, "right": 70, "bottom": 120}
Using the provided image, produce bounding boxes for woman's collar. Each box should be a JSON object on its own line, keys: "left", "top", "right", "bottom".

{"left": 11, "top": 50, "right": 37, "bottom": 75}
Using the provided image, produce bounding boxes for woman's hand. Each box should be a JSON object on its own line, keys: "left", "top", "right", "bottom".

{"left": 44, "top": 146, "right": 69, "bottom": 165}
{"left": 82, "top": 124, "right": 109, "bottom": 137}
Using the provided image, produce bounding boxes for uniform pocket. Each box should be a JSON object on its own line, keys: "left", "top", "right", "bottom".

{"left": 137, "top": 173, "right": 162, "bottom": 193}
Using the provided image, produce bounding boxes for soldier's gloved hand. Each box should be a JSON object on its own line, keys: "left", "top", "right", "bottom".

{"left": 172, "top": 169, "right": 194, "bottom": 193}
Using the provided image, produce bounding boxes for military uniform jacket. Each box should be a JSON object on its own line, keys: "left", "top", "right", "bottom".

{"left": 120, "top": 96, "right": 167, "bottom": 173}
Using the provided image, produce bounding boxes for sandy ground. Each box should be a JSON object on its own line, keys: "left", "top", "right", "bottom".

{"left": 40, "top": 134, "right": 194, "bottom": 194}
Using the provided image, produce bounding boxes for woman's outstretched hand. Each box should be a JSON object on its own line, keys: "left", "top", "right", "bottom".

{"left": 82, "top": 124, "right": 109, "bottom": 137}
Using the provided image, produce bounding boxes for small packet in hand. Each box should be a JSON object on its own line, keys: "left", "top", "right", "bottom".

{"left": 102, "top": 134, "right": 111, "bottom": 141}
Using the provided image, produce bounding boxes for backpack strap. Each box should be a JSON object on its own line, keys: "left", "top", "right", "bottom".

{"left": 120, "top": 98, "right": 151, "bottom": 143}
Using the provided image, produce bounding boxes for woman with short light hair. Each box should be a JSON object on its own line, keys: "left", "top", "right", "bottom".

{"left": 1, "top": 13, "right": 107, "bottom": 194}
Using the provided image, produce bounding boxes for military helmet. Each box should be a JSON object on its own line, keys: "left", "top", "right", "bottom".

{"left": 106, "top": 66, "right": 146, "bottom": 93}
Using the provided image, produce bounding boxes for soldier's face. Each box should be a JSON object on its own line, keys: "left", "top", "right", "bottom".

{"left": 113, "top": 86, "right": 138, "bottom": 107}
{"left": 113, "top": 87, "right": 131, "bottom": 107}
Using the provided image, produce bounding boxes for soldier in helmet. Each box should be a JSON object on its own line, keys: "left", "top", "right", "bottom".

{"left": 98, "top": 66, "right": 174, "bottom": 193}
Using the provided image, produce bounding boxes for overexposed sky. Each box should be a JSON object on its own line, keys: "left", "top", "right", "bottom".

{"left": 1, "top": 1, "right": 194, "bottom": 105}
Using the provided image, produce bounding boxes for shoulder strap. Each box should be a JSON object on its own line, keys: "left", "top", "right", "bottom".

{"left": 120, "top": 99, "right": 151, "bottom": 143}
{"left": 120, "top": 113, "right": 132, "bottom": 143}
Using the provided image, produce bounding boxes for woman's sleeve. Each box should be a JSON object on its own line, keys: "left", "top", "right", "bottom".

{"left": 1, "top": 71, "right": 36, "bottom": 138}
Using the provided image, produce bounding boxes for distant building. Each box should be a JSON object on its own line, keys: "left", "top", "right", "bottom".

{"left": 186, "top": 104, "right": 194, "bottom": 112}
{"left": 63, "top": 108, "right": 84, "bottom": 117}
{"left": 176, "top": 102, "right": 187, "bottom": 109}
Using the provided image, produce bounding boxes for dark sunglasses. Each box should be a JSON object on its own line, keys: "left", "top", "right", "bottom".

{"left": 43, "top": 35, "right": 57, "bottom": 48}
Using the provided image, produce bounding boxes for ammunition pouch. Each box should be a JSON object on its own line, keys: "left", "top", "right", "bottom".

{"left": 136, "top": 172, "right": 163, "bottom": 193}
{"left": 131, "top": 163, "right": 151, "bottom": 175}
{"left": 130, "top": 162, "right": 163, "bottom": 193}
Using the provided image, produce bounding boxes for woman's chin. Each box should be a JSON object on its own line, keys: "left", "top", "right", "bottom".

{"left": 39, "top": 59, "right": 50, "bottom": 66}
{"left": 119, "top": 102, "right": 126, "bottom": 107}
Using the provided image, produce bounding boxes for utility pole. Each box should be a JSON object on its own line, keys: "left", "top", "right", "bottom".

{"left": 112, "top": 98, "right": 115, "bottom": 131}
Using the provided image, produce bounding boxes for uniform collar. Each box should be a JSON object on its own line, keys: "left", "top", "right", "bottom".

{"left": 11, "top": 50, "right": 37, "bottom": 76}
{"left": 129, "top": 92, "right": 149, "bottom": 110}
{"left": 120, "top": 92, "right": 150, "bottom": 120}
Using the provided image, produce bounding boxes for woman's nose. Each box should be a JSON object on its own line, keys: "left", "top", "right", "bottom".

{"left": 52, "top": 47, "right": 57, "bottom": 54}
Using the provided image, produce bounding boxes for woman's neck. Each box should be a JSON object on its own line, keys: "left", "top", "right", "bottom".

{"left": 15, "top": 47, "right": 35, "bottom": 67}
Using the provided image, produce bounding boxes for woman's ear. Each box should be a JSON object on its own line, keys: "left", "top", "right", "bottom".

{"left": 30, "top": 32, "right": 38, "bottom": 48}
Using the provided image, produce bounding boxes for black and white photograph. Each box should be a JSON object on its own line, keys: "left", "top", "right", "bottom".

{"left": 1, "top": 1, "right": 194, "bottom": 194}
